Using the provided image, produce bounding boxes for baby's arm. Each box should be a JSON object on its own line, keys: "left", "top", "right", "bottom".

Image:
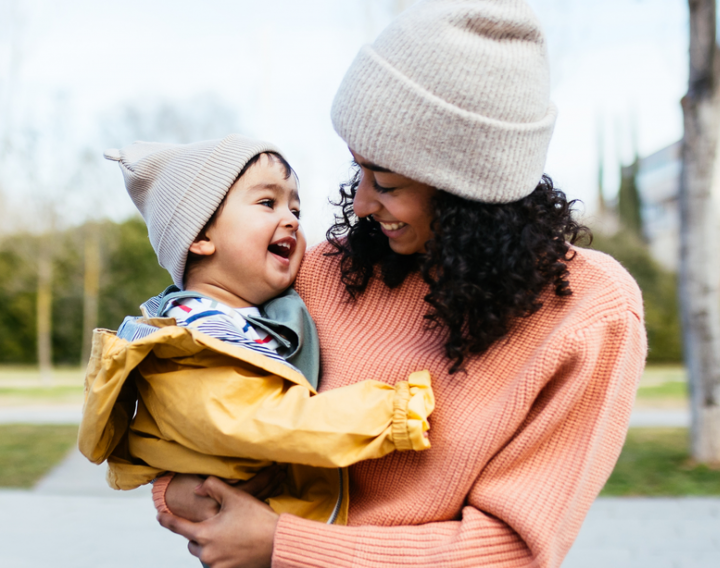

{"left": 143, "top": 369, "right": 435, "bottom": 470}
{"left": 153, "top": 474, "right": 219, "bottom": 522}
{"left": 81, "top": 327, "right": 435, "bottom": 489}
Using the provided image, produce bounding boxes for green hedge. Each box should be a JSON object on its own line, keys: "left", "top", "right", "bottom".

{"left": 0, "top": 218, "right": 171, "bottom": 365}
{"left": 586, "top": 231, "right": 683, "bottom": 363}
{"left": 0, "top": 221, "right": 685, "bottom": 365}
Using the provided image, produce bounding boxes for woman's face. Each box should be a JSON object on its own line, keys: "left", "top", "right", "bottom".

{"left": 351, "top": 150, "right": 437, "bottom": 255}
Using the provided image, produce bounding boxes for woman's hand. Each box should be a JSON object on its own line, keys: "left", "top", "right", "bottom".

{"left": 164, "top": 465, "right": 286, "bottom": 523}
{"left": 158, "top": 476, "right": 279, "bottom": 568}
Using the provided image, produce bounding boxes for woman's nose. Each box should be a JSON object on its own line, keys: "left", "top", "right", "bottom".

{"left": 353, "top": 176, "right": 381, "bottom": 219}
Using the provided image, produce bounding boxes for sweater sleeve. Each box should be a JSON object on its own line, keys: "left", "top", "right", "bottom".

{"left": 271, "top": 307, "right": 647, "bottom": 568}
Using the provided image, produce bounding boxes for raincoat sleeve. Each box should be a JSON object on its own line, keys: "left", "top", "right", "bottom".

{"left": 79, "top": 325, "right": 434, "bottom": 475}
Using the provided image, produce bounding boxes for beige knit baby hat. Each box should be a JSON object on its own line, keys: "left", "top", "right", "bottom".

{"left": 104, "top": 134, "right": 282, "bottom": 287}
{"left": 331, "top": 0, "right": 557, "bottom": 203}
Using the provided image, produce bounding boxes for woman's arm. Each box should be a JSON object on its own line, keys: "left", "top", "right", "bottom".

{"left": 271, "top": 309, "right": 646, "bottom": 568}
{"left": 161, "top": 307, "right": 646, "bottom": 568}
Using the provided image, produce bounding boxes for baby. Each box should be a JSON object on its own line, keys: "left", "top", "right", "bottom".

{"left": 78, "top": 134, "right": 434, "bottom": 526}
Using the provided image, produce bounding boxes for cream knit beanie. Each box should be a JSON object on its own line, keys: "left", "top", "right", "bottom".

{"left": 331, "top": 0, "right": 557, "bottom": 203}
{"left": 104, "top": 134, "right": 283, "bottom": 287}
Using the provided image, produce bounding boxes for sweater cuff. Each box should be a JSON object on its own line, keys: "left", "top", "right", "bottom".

{"left": 151, "top": 472, "right": 175, "bottom": 514}
{"left": 273, "top": 514, "right": 358, "bottom": 567}
{"left": 272, "top": 509, "right": 532, "bottom": 568}
{"left": 392, "top": 370, "right": 434, "bottom": 451}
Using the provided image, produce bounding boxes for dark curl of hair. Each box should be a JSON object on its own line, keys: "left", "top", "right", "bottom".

{"left": 326, "top": 168, "right": 591, "bottom": 374}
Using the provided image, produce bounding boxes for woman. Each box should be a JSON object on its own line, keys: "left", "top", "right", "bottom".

{"left": 159, "top": 1, "right": 646, "bottom": 566}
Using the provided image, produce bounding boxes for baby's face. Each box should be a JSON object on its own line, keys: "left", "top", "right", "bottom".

{"left": 205, "top": 154, "right": 306, "bottom": 305}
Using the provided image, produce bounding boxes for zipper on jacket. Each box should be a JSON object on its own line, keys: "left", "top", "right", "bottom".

{"left": 326, "top": 468, "right": 343, "bottom": 525}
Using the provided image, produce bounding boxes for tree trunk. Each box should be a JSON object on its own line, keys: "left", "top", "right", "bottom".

{"left": 36, "top": 241, "right": 53, "bottom": 384}
{"left": 80, "top": 225, "right": 100, "bottom": 367}
{"left": 680, "top": 0, "right": 720, "bottom": 463}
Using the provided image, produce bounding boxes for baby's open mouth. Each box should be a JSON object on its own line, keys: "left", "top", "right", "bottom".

{"left": 268, "top": 237, "right": 296, "bottom": 259}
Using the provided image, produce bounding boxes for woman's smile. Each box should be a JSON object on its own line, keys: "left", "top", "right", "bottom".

{"left": 375, "top": 218, "right": 408, "bottom": 236}
{"left": 351, "top": 150, "right": 436, "bottom": 255}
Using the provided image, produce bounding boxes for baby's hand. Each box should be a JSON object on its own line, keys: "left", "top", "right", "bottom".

{"left": 165, "top": 474, "right": 220, "bottom": 522}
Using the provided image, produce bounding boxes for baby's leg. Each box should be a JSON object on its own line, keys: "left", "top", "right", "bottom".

{"left": 153, "top": 473, "right": 220, "bottom": 522}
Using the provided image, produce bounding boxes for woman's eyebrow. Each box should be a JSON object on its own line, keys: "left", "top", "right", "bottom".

{"left": 358, "top": 160, "right": 393, "bottom": 173}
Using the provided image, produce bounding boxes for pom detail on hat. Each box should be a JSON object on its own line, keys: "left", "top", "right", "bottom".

{"left": 103, "top": 148, "right": 122, "bottom": 161}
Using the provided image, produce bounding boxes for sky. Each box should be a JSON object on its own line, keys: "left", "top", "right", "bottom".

{"left": 0, "top": 0, "right": 690, "bottom": 243}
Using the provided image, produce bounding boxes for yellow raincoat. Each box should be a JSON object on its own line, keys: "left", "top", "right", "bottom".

{"left": 78, "top": 317, "right": 434, "bottom": 525}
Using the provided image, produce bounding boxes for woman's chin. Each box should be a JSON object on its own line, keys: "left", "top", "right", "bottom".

{"left": 388, "top": 238, "right": 422, "bottom": 256}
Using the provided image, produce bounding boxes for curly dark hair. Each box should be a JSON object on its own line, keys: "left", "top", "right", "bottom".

{"left": 326, "top": 167, "right": 591, "bottom": 374}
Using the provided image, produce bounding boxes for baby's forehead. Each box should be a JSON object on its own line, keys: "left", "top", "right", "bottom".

{"left": 242, "top": 182, "right": 300, "bottom": 201}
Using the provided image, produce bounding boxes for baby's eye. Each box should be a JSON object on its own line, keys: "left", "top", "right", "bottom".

{"left": 259, "top": 199, "right": 275, "bottom": 208}
{"left": 292, "top": 209, "right": 301, "bottom": 219}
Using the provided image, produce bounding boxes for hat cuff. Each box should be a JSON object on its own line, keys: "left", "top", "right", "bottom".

{"left": 156, "top": 135, "right": 282, "bottom": 287}
{"left": 331, "top": 45, "right": 557, "bottom": 203}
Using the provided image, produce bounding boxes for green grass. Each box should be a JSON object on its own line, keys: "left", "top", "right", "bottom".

{"left": 0, "top": 424, "right": 79, "bottom": 488}
{"left": 636, "top": 381, "right": 688, "bottom": 399}
{"left": 601, "top": 428, "right": 720, "bottom": 496}
{"left": 0, "top": 386, "right": 84, "bottom": 398}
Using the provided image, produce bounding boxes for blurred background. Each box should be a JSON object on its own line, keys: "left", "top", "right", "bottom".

{"left": 0, "top": 0, "right": 688, "bottom": 368}
{"left": 0, "top": 1, "right": 717, "bottom": 566}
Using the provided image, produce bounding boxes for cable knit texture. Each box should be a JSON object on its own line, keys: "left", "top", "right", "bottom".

{"left": 331, "top": 0, "right": 557, "bottom": 203}
{"left": 272, "top": 242, "right": 647, "bottom": 568}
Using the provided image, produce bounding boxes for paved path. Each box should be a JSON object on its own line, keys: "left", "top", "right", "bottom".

{"left": 0, "top": 491, "right": 198, "bottom": 568}
{"left": 1, "top": 445, "right": 718, "bottom": 567}
{"left": 0, "top": 405, "right": 82, "bottom": 424}
{"left": 34, "top": 446, "right": 152, "bottom": 498}
{"left": 0, "top": 447, "right": 197, "bottom": 568}
{"left": 563, "top": 498, "right": 720, "bottom": 568}
{"left": 629, "top": 409, "right": 689, "bottom": 428}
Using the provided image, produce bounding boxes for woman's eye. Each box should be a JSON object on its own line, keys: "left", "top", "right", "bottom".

{"left": 372, "top": 179, "right": 396, "bottom": 193}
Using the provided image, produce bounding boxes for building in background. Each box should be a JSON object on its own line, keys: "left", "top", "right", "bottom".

{"left": 635, "top": 141, "right": 682, "bottom": 271}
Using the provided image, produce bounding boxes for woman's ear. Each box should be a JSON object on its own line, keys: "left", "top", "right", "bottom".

{"left": 189, "top": 231, "right": 216, "bottom": 256}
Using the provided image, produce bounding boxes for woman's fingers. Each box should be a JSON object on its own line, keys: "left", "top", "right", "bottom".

{"left": 187, "top": 540, "right": 202, "bottom": 559}
{"left": 196, "top": 476, "right": 232, "bottom": 504}
{"left": 201, "top": 476, "right": 277, "bottom": 514}
{"left": 198, "top": 466, "right": 286, "bottom": 502}
{"left": 253, "top": 467, "right": 286, "bottom": 501}
{"left": 240, "top": 464, "right": 285, "bottom": 496}
{"left": 157, "top": 512, "right": 202, "bottom": 542}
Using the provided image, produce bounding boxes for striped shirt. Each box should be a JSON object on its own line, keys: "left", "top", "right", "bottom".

{"left": 117, "top": 292, "right": 287, "bottom": 365}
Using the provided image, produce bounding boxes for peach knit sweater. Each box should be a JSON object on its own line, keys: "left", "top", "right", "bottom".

{"left": 272, "top": 243, "right": 646, "bottom": 568}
